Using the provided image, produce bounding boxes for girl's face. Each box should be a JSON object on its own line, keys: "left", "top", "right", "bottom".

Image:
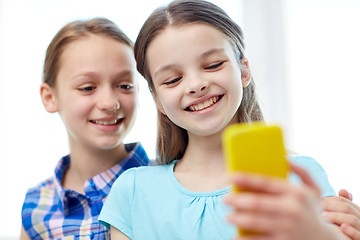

{"left": 43, "top": 34, "right": 138, "bottom": 151}
{"left": 147, "top": 23, "right": 250, "bottom": 137}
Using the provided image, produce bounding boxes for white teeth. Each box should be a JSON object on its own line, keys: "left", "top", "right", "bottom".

{"left": 189, "top": 96, "right": 219, "bottom": 111}
{"left": 93, "top": 119, "right": 119, "bottom": 125}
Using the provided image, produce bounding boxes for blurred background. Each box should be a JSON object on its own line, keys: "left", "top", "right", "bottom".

{"left": 1, "top": 0, "right": 359, "bottom": 238}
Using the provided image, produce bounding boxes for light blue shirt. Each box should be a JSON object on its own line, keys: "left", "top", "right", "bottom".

{"left": 99, "top": 156, "right": 335, "bottom": 240}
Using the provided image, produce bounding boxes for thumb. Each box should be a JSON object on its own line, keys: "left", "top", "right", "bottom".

{"left": 339, "top": 189, "right": 353, "bottom": 201}
{"left": 290, "top": 162, "right": 321, "bottom": 196}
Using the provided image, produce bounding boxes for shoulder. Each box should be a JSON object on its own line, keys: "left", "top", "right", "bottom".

{"left": 288, "top": 155, "right": 336, "bottom": 197}
{"left": 103, "top": 164, "right": 173, "bottom": 213}
{"left": 135, "top": 163, "right": 171, "bottom": 174}
{"left": 24, "top": 155, "right": 68, "bottom": 201}
{"left": 116, "top": 164, "right": 171, "bottom": 184}
{"left": 110, "top": 163, "right": 174, "bottom": 197}
{"left": 23, "top": 176, "right": 55, "bottom": 201}
{"left": 125, "top": 142, "right": 151, "bottom": 165}
{"left": 288, "top": 155, "right": 325, "bottom": 171}
{"left": 21, "top": 177, "right": 57, "bottom": 227}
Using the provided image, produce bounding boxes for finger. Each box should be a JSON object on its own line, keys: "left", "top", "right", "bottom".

{"left": 227, "top": 210, "right": 293, "bottom": 235}
{"left": 225, "top": 191, "right": 315, "bottom": 235}
{"left": 231, "top": 172, "right": 291, "bottom": 195}
{"left": 323, "top": 211, "right": 360, "bottom": 230}
{"left": 339, "top": 189, "right": 353, "bottom": 201}
{"left": 224, "top": 192, "right": 290, "bottom": 215}
{"left": 289, "top": 162, "right": 321, "bottom": 196}
{"left": 323, "top": 197, "right": 360, "bottom": 216}
{"left": 341, "top": 223, "right": 360, "bottom": 240}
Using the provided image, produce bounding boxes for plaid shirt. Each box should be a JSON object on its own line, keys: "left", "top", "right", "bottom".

{"left": 21, "top": 143, "right": 150, "bottom": 240}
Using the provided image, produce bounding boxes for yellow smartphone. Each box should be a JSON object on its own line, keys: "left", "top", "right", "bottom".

{"left": 222, "top": 122, "right": 289, "bottom": 236}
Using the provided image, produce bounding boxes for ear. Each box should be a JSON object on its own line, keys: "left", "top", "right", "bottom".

{"left": 151, "top": 91, "right": 166, "bottom": 115}
{"left": 40, "top": 82, "right": 58, "bottom": 113}
{"left": 240, "top": 58, "right": 251, "bottom": 88}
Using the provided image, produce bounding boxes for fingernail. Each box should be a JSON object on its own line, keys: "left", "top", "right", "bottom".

{"left": 321, "top": 211, "right": 330, "bottom": 221}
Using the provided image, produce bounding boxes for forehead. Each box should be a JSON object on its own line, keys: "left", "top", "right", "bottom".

{"left": 61, "top": 34, "right": 132, "bottom": 58}
{"left": 59, "top": 34, "right": 135, "bottom": 69}
{"left": 148, "top": 23, "right": 228, "bottom": 52}
{"left": 146, "top": 23, "right": 234, "bottom": 77}
{"left": 146, "top": 23, "right": 233, "bottom": 72}
{"left": 54, "top": 34, "right": 136, "bottom": 86}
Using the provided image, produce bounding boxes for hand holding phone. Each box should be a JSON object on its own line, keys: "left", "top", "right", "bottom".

{"left": 222, "top": 122, "right": 289, "bottom": 236}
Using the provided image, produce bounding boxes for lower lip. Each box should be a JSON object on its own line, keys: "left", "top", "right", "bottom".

{"left": 188, "top": 97, "right": 222, "bottom": 115}
{"left": 91, "top": 121, "right": 123, "bottom": 132}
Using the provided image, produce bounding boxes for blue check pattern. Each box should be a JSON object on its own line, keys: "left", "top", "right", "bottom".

{"left": 21, "top": 143, "right": 150, "bottom": 239}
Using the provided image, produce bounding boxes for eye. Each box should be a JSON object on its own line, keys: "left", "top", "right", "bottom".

{"left": 204, "top": 62, "right": 224, "bottom": 70}
{"left": 164, "top": 77, "right": 182, "bottom": 85}
{"left": 118, "top": 84, "right": 134, "bottom": 90}
{"left": 78, "top": 86, "right": 96, "bottom": 92}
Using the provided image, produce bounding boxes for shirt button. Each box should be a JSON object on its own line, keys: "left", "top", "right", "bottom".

{"left": 89, "top": 232, "right": 95, "bottom": 239}
{"left": 89, "top": 180, "right": 95, "bottom": 188}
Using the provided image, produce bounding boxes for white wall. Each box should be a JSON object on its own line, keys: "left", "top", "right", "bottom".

{"left": 285, "top": 0, "right": 360, "bottom": 203}
{"left": 241, "top": 0, "right": 293, "bottom": 144}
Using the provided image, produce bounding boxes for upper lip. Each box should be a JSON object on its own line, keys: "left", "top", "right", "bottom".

{"left": 185, "top": 94, "right": 222, "bottom": 111}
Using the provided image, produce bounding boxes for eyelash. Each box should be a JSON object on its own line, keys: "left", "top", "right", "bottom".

{"left": 162, "top": 62, "right": 224, "bottom": 86}
{"left": 79, "top": 86, "right": 95, "bottom": 92}
{"left": 78, "top": 84, "right": 134, "bottom": 93}
{"left": 204, "top": 61, "right": 224, "bottom": 70}
{"left": 164, "top": 77, "right": 182, "bottom": 85}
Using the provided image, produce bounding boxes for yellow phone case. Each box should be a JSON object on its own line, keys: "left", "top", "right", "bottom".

{"left": 222, "top": 122, "right": 289, "bottom": 236}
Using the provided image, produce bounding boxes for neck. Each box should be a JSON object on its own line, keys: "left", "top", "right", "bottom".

{"left": 176, "top": 132, "right": 226, "bottom": 173}
{"left": 173, "top": 132, "right": 230, "bottom": 192}
{"left": 63, "top": 139, "right": 128, "bottom": 194}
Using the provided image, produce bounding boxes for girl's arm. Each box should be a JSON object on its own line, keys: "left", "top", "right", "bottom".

{"left": 110, "top": 225, "right": 131, "bottom": 240}
{"left": 20, "top": 225, "right": 30, "bottom": 240}
{"left": 224, "top": 163, "right": 349, "bottom": 240}
{"left": 322, "top": 189, "right": 360, "bottom": 239}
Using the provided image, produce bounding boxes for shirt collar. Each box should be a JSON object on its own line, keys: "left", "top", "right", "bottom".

{"left": 53, "top": 142, "right": 150, "bottom": 215}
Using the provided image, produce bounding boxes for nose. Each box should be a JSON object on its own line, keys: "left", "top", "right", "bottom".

{"left": 187, "top": 78, "right": 209, "bottom": 95}
{"left": 97, "top": 89, "right": 120, "bottom": 112}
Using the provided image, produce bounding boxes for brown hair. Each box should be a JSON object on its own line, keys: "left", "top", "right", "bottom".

{"left": 43, "top": 17, "right": 133, "bottom": 87}
{"left": 134, "top": 0, "right": 264, "bottom": 164}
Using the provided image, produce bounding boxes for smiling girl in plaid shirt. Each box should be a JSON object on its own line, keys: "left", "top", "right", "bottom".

{"left": 20, "top": 18, "right": 150, "bottom": 240}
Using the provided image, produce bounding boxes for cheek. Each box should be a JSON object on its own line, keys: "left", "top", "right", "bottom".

{"left": 157, "top": 92, "right": 178, "bottom": 115}
{"left": 66, "top": 104, "right": 91, "bottom": 127}
{"left": 228, "top": 70, "right": 243, "bottom": 93}
{"left": 224, "top": 70, "right": 243, "bottom": 108}
{"left": 57, "top": 100, "right": 91, "bottom": 134}
{"left": 121, "top": 95, "right": 138, "bottom": 116}
{"left": 57, "top": 94, "right": 90, "bottom": 118}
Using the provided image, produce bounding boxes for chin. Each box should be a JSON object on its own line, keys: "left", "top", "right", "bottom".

{"left": 191, "top": 127, "right": 224, "bottom": 137}
{"left": 97, "top": 140, "right": 123, "bottom": 150}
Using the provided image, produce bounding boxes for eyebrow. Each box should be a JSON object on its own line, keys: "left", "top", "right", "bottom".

{"left": 200, "top": 48, "right": 225, "bottom": 59}
{"left": 154, "top": 48, "right": 225, "bottom": 78}
{"left": 72, "top": 69, "right": 134, "bottom": 80}
{"left": 154, "top": 64, "right": 179, "bottom": 79}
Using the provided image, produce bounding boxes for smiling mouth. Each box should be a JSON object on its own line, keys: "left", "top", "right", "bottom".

{"left": 186, "top": 95, "right": 223, "bottom": 112}
{"left": 90, "top": 119, "right": 122, "bottom": 125}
